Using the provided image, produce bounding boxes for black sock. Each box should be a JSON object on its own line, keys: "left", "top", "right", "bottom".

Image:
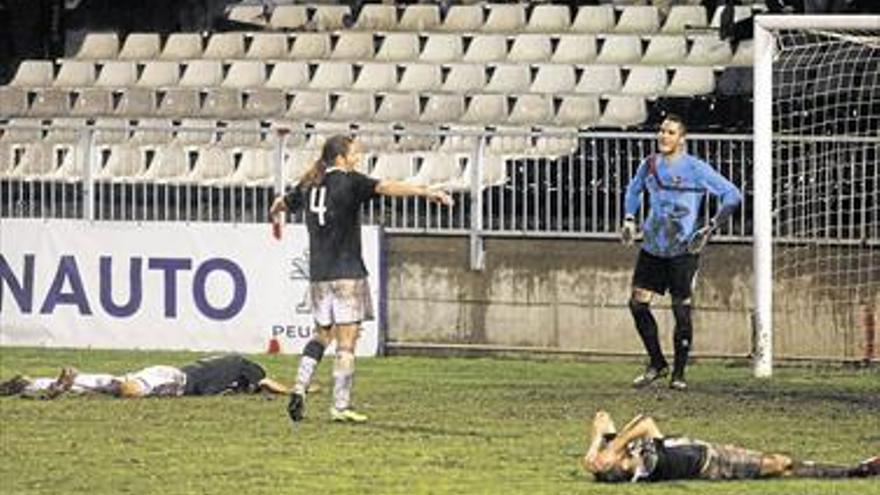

{"left": 630, "top": 300, "right": 667, "bottom": 370}
{"left": 672, "top": 302, "right": 693, "bottom": 379}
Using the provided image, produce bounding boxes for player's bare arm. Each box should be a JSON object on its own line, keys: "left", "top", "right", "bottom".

{"left": 375, "top": 180, "right": 454, "bottom": 206}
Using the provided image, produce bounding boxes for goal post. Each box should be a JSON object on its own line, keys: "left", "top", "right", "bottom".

{"left": 753, "top": 15, "right": 880, "bottom": 377}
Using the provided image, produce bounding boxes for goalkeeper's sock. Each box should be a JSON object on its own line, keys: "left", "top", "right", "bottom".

{"left": 672, "top": 302, "right": 693, "bottom": 378}
{"left": 333, "top": 350, "right": 355, "bottom": 411}
{"left": 294, "top": 340, "right": 325, "bottom": 395}
{"left": 630, "top": 300, "right": 667, "bottom": 370}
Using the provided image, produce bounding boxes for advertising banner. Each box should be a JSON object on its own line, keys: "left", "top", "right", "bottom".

{"left": 0, "top": 219, "right": 383, "bottom": 356}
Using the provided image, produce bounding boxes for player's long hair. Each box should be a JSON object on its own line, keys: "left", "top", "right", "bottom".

{"left": 300, "top": 135, "right": 353, "bottom": 187}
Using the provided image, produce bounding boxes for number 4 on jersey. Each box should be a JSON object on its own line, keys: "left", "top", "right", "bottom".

{"left": 309, "top": 187, "right": 327, "bottom": 226}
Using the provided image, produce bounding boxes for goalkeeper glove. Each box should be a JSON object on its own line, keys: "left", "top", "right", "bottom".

{"left": 620, "top": 215, "right": 637, "bottom": 246}
{"left": 687, "top": 219, "right": 717, "bottom": 254}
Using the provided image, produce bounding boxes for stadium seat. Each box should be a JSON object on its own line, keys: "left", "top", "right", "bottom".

{"left": 330, "top": 91, "right": 374, "bottom": 123}
{"left": 115, "top": 88, "right": 157, "bottom": 116}
{"left": 246, "top": 33, "right": 288, "bottom": 59}
{"left": 74, "top": 33, "right": 119, "bottom": 59}
{"left": 95, "top": 143, "right": 143, "bottom": 181}
{"left": 353, "top": 4, "right": 397, "bottom": 31}
{"left": 218, "top": 120, "right": 264, "bottom": 148}
{"left": 575, "top": 65, "right": 623, "bottom": 94}
{"left": 482, "top": 4, "right": 525, "bottom": 33}
{"left": 552, "top": 35, "right": 598, "bottom": 64}
{"left": 686, "top": 35, "right": 733, "bottom": 65}
{"left": 442, "top": 64, "right": 486, "bottom": 93}
{"left": 615, "top": 6, "right": 660, "bottom": 34}
{"left": 508, "top": 34, "right": 552, "bottom": 63}
{"left": 485, "top": 64, "right": 531, "bottom": 93}
{"left": 369, "top": 152, "right": 415, "bottom": 180}
{"left": 353, "top": 62, "right": 398, "bottom": 91}
{"left": 266, "top": 62, "right": 309, "bottom": 90}
{"left": 374, "top": 93, "right": 420, "bottom": 123}
{"left": 0, "top": 89, "right": 28, "bottom": 116}
{"left": 641, "top": 35, "right": 687, "bottom": 64}
{"left": 27, "top": 90, "right": 71, "bottom": 117}
{"left": 130, "top": 118, "right": 173, "bottom": 145}
{"left": 621, "top": 66, "right": 668, "bottom": 96}
{"left": 282, "top": 147, "right": 316, "bottom": 183}
{"left": 533, "top": 130, "right": 579, "bottom": 158}
{"left": 597, "top": 95, "right": 647, "bottom": 128}
{"left": 8, "top": 60, "right": 54, "bottom": 87}
{"left": 507, "top": 95, "right": 553, "bottom": 125}
{"left": 398, "top": 64, "right": 441, "bottom": 92}
{"left": 178, "top": 60, "right": 223, "bottom": 88}
{"left": 443, "top": 153, "right": 507, "bottom": 191}
{"left": 309, "top": 62, "right": 354, "bottom": 90}
{"left": 222, "top": 61, "right": 265, "bottom": 90}
{"left": 526, "top": 4, "right": 570, "bottom": 33}
{"left": 662, "top": 5, "right": 707, "bottom": 33}
{"left": 5, "top": 142, "right": 53, "bottom": 179}
{"left": 242, "top": 89, "right": 284, "bottom": 117}
{"left": 179, "top": 145, "right": 234, "bottom": 184}
{"left": 419, "top": 94, "right": 465, "bottom": 124}
{"left": 269, "top": 5, "right": 308, "bottom": 29}
{"left": 554, "top": 95, "right": 601, "bottom": 128}
{"left": 331, "top": 32, "right": 374, "bottom": 61}
{"left": 135, "top": 143, "right": 188, "bottom": 182}
{"left": 174, "top": 118, "right": 216, "bottom": 145}
{"left": 95, "top": 61, "right": 138, "bottom": 87}
{"left": 408, "top": 152, "right": 463, "bottom": 186}
{"left": 436, "top": 124, "right": 480, "bottom": 153}
{"left": 202, "top": 89, "right": 243, "bottom": 118}
{"left": 285, "top": 91, "right": 330, "bottom": 120}
{"left": 290, "top": 33, "right": 332, "bottom": 60}
{"left": 420, "top": 34, "right": 464, "bottom": 63}
{"left": 160, "top": 33, "right": 203, "bottom": 60}
{"left": 531, "top": 65, "right": 577, "bottom": 94}
{"left": 155, "top": 89, "right": 201, "bottom": 117}
{"left": 375, "top": 33, "right": 420, "bottom": 62}
{"left": 460, "top": 94, "right": 508, "bottom": 125}
{"left": 399, "top": 5, "right": 440, "bottom": 31}
{"left": 137, "top": 61, "right": 180, "bottom": 87}
{"left": 45, "top": 142, "right": 84, "bottom": 182}
{"left": 118, "top": 33, "right": 161, "bottom": 60}
{"left": 227, "top": 5, "right": 269, "bottom": 27}
{"left": 462, "top": 35, "right": 508, "bottom": 63}
{"left": 222, "top": 147, "right": 272, "bottom": 185}
{"left": 311, "top": 4, "right": 351, "bottom": 31}
{"left": 730, "top": 40, "right": 754, "bottom": 66}
{"left": 53, "top": 61, "right": 96, "bottom": 87}
{"left": 92, "top": 118, "right": 129, "bottom": 145}
{"left": 596, "top": 35, "right": 643, "bottom": 64}
{"left": 571, "top": 6, "right": 615, "bottom": 33}
{"left": 70, "top": 89, "right": 113, "bottom": 116}
{"left": 666, "top": 66, "right": 715, "bottom": 96}
{"left": 485, "top": 128, "right": 530, "bottom": 156}
{"left": 203, "top": 33, "right": 246, "bottom": 59}
{"left": 439, "top": 5, "right": 484, "bottom": 32}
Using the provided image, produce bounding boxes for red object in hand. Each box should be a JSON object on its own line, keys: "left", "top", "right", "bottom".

{"left": 272, "top": 217, "right": 282, "bottom": 240}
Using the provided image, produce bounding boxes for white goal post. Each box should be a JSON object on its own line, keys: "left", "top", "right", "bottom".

{"left": 753, "top": 15, "right": 880, "bottom": 377}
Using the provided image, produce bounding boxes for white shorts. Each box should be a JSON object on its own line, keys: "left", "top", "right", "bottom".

{"left": 310, "top": 278, "right": 374, "bottom": 327}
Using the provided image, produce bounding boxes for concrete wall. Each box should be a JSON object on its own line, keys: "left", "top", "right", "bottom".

{"left": 384, "top": 236, "right": 874, "bottom": 361}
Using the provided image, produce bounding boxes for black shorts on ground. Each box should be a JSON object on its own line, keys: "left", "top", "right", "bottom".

{"left": 632, "top": 249, "right": 699, "bottom": 299}
{"left": 180, "top": 354, "right": 266, "bottom": 396}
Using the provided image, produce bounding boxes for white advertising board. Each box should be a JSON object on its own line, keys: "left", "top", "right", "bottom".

{"left": 0, "top": 219, "right": 384, "bottom": 356}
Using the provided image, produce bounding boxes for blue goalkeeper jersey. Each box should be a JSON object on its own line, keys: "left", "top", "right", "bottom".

{"left": 624, "top": 153, "right": 742, "bottom": 258}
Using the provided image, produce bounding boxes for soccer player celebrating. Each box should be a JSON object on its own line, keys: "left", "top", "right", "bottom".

{"left": 270, "top": 135, "right": 453, "bottom": 423}
{"left": 620, "top": 114, "right": 742, "bottom": 390}
{"left": 583, "top": 410, "right": 880, "bottom": 482}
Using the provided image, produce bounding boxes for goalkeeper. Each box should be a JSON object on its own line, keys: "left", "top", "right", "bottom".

{"left": 583, "top": 410, "right": 880, "bottom": 482}
{"left": 620, "top": 114, "right": 742, "bottom": 390}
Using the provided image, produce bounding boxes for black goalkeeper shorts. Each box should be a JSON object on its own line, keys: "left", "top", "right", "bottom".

{"left": 632, "top": 249, "right": 699, "bottom": 300}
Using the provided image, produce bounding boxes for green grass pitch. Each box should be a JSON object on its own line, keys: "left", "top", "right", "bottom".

{"left": 1, "top": 347, "right": 878, "bottom": 494}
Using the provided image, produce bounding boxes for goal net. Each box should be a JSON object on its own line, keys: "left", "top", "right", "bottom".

{"left": 754, "top": 15, "right": 880, "bottom": 374}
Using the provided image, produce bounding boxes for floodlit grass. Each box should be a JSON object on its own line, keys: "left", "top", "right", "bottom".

{"left": 1, "top": 347, "right": 878, "bottom": 495}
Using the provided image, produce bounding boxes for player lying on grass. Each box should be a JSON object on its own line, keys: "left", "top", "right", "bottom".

{"left": 583, "top": 410, "right": 879, "bottom": 482}
{"left": 0, "top": 354, "right": 291, "bottom": 399}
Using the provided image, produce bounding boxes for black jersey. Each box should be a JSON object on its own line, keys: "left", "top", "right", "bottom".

{"left": 283, "top": 168, "right": 379, "bottom": 281}
{"left": 644, "top": 437, "right": 708, "bottom": 481}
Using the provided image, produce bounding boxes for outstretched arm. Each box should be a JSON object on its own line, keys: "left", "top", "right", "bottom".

{"left": 592, "top": 415, "right": 663, "bottom": 471}
{"left": 584, "top": 411, "right": 618, "bottom": 472}
{"left": 258, "top": 377, "right": 292, "bottom": 395}
{"left": 375, "top": 180, "right": 454, "bottom": 206}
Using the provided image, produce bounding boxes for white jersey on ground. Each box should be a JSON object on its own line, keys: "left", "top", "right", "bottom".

{"left": 124, "top": 365, "right": 187, "bottom": 397}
